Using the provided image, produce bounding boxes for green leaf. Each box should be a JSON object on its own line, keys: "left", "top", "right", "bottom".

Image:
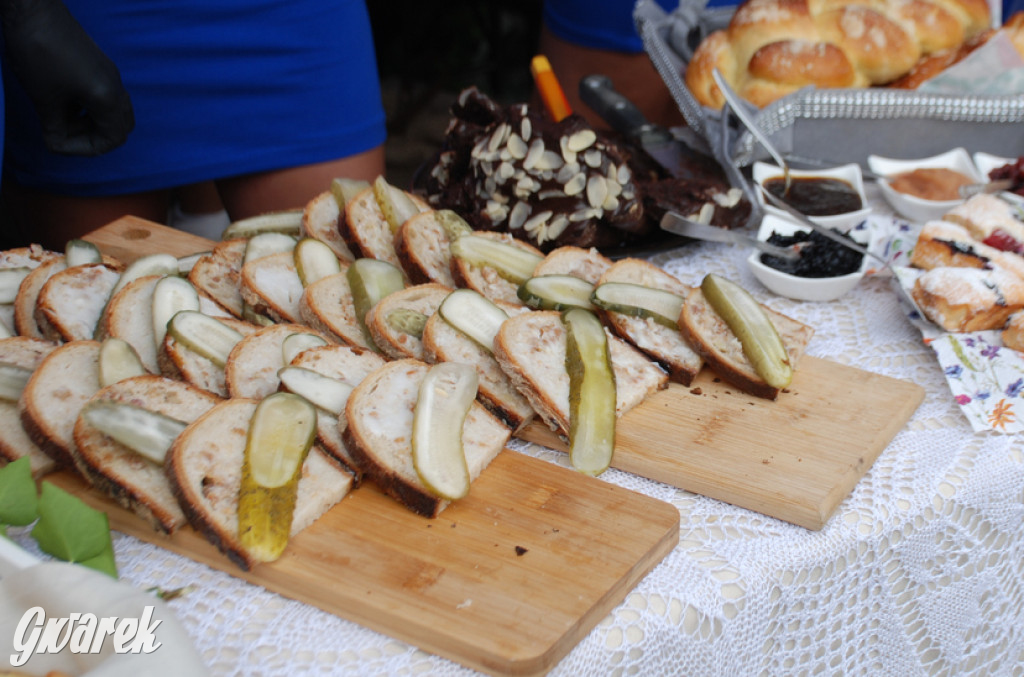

{"left": 31, "top": 482, "right": 118, "bottom": 578}
{"left": 0, "top": 457, "right": 38, "bottom": 527}
{"left": 78, "top": 533, "right": 118, "bottom": 579}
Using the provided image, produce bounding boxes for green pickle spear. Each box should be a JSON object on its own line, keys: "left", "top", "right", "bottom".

{"left": 412, "top": 362, "right": 478, "bottom": 500}
{"left": 563, "top": 307, "right": 616, "bottom": 476}
{"left": 238, "top": 392, "right": 317, "bottom": 563}
{"left": 700, "top": 273, "right": 793, "bottom": 389}
{"left": 293, "top": 237, "right": 341, "bottom": 287}
{"left": 590, "top": 281, "right": 684, "bottom": 329}
{"left": 373, "top": 175, "right": 422, "bottom": 232}
{"left": 346, "top": 258, "right": 405, "bottom": 349}
{"left": 98, "top": 337, "right": 147, "bottom": 387}
{"left": 449, "top": 234, "right": 544, "bottom": 284}
{"left": 518, "top": 274, "right": 595, "bottom": 311}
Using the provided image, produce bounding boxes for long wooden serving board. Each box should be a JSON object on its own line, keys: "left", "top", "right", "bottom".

{"left": 50, "top": 452, "right": 678, "bottom": 677}
{"left": 78, "top": 217, "right": 680, "bottom": 676}
{"left": 85, "top": 216, "right": 924, "bottom": 531}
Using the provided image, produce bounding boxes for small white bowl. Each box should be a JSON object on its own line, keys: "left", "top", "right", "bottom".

{"left": 972, "top": 152, "right": 1015, "bottom": 180}
{"left": 752, "top": 161, "right": 872, "bottom": 233}
{"left": 747, "top": 214, "right": 870, "bottom": 302}
{"left": 868, "top": 147, "right": 984, "bottom": 223}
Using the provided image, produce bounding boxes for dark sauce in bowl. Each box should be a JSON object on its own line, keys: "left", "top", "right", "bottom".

{"left": 760, "top": 229, "right": 864, "bottom": 278}
{"left": 763, "top": 176, "right": 863, "bottom": 216}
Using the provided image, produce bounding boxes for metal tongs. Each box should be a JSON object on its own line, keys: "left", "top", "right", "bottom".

{"left": 712, "top": 69, "right": 792, "bottom": 194}
{"left": 709, "top": 70, "right": 885, "bottom": 267}
{"left": 660, "top": 212, "right": 801, "bottom": 260}
{"left": 705, "top": 71, "right": 938, "bottom": 313}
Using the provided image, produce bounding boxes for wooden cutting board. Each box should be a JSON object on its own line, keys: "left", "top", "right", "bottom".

{"left": 84, "top": 216, "right": 924, "bottom": 530}
{"left": 520, "top": 357, "right": 923, "bottom": 529}
{"left": 49, "top": 450, "right": 677, "bottom": 677}
{"left": 74, "top": 217, "right": 679, "bottom": 676}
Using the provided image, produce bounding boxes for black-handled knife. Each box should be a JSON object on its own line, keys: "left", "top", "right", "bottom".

{"left": 579, "top": 75, "right": 671, "bottom": 147}
{"left": 578, "top": 74, "right": 721, "bottom": 182}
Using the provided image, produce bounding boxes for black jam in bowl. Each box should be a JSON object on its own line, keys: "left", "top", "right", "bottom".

{"left": 763, "top": 176, "right": 862, "bottom": 216}
{"left": 760, "top": 229, "right": 864, "bottom": 278}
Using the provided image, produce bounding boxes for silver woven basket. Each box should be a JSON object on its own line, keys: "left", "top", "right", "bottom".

{"left": 635, "top": 0, "right": 1024, "bottom": 169}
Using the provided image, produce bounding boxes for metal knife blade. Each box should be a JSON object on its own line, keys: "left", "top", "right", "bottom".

{"left": 578, "top": 74, "right": 722, "bottom": 181}
{"left": 660, "top": 211, "right": 799, "bottom": 260}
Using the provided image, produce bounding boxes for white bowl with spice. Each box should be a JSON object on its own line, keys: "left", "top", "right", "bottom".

{"left": 747, "top": 215, "right": 870, "bottom": 302}
{"left": 752, "top": 161, "right": 872, "bottom": 233}
{"left": 868, "top": 147, "right": 984, "bottom": 223}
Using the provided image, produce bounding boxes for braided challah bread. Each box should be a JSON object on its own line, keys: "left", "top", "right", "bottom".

{"left": 685, "top": 0, "right": 992, "bottom": 108}
{"left": 890, "top": 10, "right": 1024, "bottom": 88}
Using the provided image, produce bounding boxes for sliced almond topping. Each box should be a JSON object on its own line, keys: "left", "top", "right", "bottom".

{"left": 566, "top": 129, "right": 597, "bottom": 152}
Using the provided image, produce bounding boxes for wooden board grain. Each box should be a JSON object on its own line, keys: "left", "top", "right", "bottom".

{"left": 50, "top": 451, "right": 679, "bottom": 677}
{"left": 520, "top": 357, "right": 924, "bottom": 529}
{"left": 84, "top": 215, "right": 217, "bottom": 261}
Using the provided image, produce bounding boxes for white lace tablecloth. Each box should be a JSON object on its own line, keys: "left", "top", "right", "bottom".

{"left": 11, "top": 234, "right": 1024, "bottom": 676}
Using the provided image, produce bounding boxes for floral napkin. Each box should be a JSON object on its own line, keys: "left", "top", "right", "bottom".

{"left": 880, "top": 218, "right": 1024, "bottom": 434}
{"left": 929, "top": 332, "right": 1024, "bottom": 432}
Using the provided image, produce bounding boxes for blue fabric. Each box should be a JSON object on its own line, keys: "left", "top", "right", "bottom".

{"left": 543, "top": 0, "right": 679, "bottom": 53}
{"left": 1, "top": 0, "right": 386, "bottom": 196}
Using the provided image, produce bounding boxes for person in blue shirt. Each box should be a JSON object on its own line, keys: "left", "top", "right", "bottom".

{"left": 538, "top": 0, "right": 736, "bottom": 129}
{"left": 1, "top": 0, "right": 386, "bottom": 250}
{"left": 538, "top": 0, "right": 685, "bottom": 129}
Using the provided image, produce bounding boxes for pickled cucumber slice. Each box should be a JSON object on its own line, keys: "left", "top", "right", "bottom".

{"left": 242, "top": 231, "right": 297, "bottom": 265}
{"left": 450, "top": 234, "right": 543, "bottom": 284}
{"left": 151, "top": 276, "right": 201, "bottom": 351}
{"left": 564, "top": 308, "right": 616, "bottom": 476}
{"left": 110, "top": 253, "right": 179, "bottom": 298}
{"left": 80, "top": 399, "right": 188, "bottom": 465}
{"left": 700, "top": 274, "right": 792, "bottom": 389}
{"left": 435, "top": 209, "right": 474, "bottom": 241}
{"left": 518, "top": 275, "right": 595, "bottom": 311}
{"left": 278, "top": 366, "right": 354, "bottom": 416}
{"left": 281, "top": 332, "right": 328, "bottom": 365}
{"left": 437, "top": 288, "right": 508, "bottom": 353}
{"left": 65, "top": 239, "right": 102, "bottom": 267}
{"left": 0, "top": 267, "right": 30, "bottom": 304}
{"left": 372, "top": 175, "right": 422, "bottom": 232}
{"left": 166, "top": 310, "right": 244, "bottom": 367}
{"left": 0, "top": 362, "right": 33, "bottom": 402}
{"left": 240, "top": 233, "right": 296, "bottom": 325}
{"left": 98, "top": 337, "right": 147, "bottom": 387}
{"left": 346, "top": 258, "right": 405, "bottom": 349}
{"left": 294, "top": 237, "right": 341, "bottom": 287}
{"left": 591, "top": 281, "right": 685, "bottom": 329}
{"left": 222, "top": 210, "right": 302, "bottom": 240}
{"left": 176, "top": 251, "right": 208, "bottom": 275}
{"left": 386, "top": 308, "right": 427, "bottom": 338}
{"left": 238, "top": 392, "right": 317, "bottom": 563}
{"left": 330, "top": 177, "right": 370, "bottom": 210}
{"left": 241, "top": 305, "right": 276, "bottom": 327}
{"left": 412, "top": 362, "right": 478, "bottom": 500}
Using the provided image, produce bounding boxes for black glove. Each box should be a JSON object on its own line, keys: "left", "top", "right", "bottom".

{"left": 1, "top": 0, "right": 134, "bottom": 156}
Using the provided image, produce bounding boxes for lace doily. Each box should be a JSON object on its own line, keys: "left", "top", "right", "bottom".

{"left": 10, "top": 237, "right": 1023, "bottom": 677}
